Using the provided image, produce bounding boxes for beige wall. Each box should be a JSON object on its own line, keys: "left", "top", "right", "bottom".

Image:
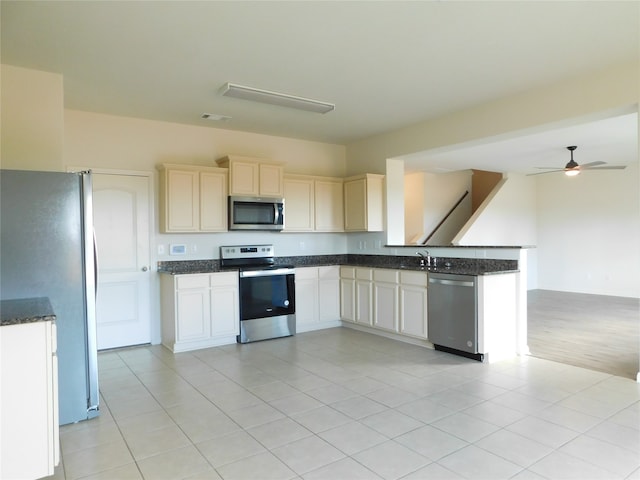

{"left": 64, "top": 110, "right": 346, "bottom": 177}
{"left": 0, "top": 65, "right": 64, "bottom": 170}
{"left": 346, "top": 61, "right": 639, "bottom": 174}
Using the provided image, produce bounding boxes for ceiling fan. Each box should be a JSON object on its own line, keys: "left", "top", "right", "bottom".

{"left": 528, "top": 146, "right": 627, "bottom": 177}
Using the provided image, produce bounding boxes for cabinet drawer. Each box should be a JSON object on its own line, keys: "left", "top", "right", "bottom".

{"left": 356, "top": 268, "right": 373, "bottom": 281}
{"left": 176, "top": 274, "right": 209, "bottom": 290}
{"left": 340, "top": 266, "right": 356, "bottom": 279}
{"left": 295, "top": 267, "right": 319, "bottom": 280}
{"left": 374, "top": 269, "right": 398, "bottom": 283}
{"left": 318, "top": 265, "right": 339, "bottom": 280}
{"left": 210, "top": 271, "right": 238, "bottom": 287}
{"left": 400, "top": 270, "right": 428, "bottom": 287}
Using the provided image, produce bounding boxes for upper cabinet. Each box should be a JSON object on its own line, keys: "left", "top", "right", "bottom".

{"left": 344, "top": 173, "right": 385, "bottom": 232}
{"left": 158, "top": 164, "right": 228, "bottom": 233}
{"left": 216, "top": 155, "right": 284, "bottom": 197}
{"left": 283, "top": 174, "right": 344, "bottom": 232}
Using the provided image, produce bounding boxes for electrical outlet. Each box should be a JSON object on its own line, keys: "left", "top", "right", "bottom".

{"left": 158, "top": 244, "right": 165, "bottom": 255}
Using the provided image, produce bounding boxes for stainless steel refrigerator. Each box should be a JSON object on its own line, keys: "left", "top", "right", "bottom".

{"left": 1, "top": 169, "right": 99, "bottom": 425}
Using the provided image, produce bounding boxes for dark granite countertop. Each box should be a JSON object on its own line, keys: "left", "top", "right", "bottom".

{"left": 158, "top": 254, "right": 518, "bottom": 276}
{"left": 0, "top": 297, "right": 56, "bottom": 326}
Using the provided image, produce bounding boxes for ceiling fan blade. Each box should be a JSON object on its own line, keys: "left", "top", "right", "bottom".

{"left": 579, "top": 161, "right": 607, "bottom": 168}
{"left": 534, "top": 167, "right": 563, "bottom": 170}
{"left": 526, "top": 170, "right": 565, "bottom": 176}
{"left": 582, "top": 165, "right": 627, "bottom": 170}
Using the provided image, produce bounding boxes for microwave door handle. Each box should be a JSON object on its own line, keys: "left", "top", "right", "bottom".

{"left": 274, "top": 203, "right": 280, "bottom": 225}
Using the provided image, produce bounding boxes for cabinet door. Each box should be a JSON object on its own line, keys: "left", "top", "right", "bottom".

{"left": 355, "top": 280, "right": 373, "bottom": 326}
{"left": 200, "top": 170, "right": 227, "bottom": 232}
{"left": 210, "top": 286, "right": 239, "bottom": 337}
{"left": 295, "top": 267, "right": 319, "bottom": 327}
{"left": 399, "top": 285, "right": 428, "bottom": 338}
{"left": 315, "top": 179, "right": 344, "bottom": 231}
{"left": 344, "top": 177, "right": 367, "bottom": 231}
{"left": 318, "top": 266, "right": 340, "bottom": 322}
{"left": 164, "top": 169, "right": 199, "bottom": 232}
{"left": 283, "top": 176, "right": 314, "bottom": 231}
{"left": 176, "top": 287, "right": 211, "bottom": 342}
{"left": 340, "top": 273, "right": 356, "bottom": 323}
{"left": 374, "top": 282, "right": 398, "bottom": 332}
{"left": 259, "top": 163, "right": 284, "bottom": 197}
{"left": 229, "top": 160, "right": 259, "bottom": 196}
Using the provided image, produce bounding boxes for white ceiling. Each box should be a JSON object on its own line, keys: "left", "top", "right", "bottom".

{"left": 1, "top": 1, "right": 638, "bottom": 173}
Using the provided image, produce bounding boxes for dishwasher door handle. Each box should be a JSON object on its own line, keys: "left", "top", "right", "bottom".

{"left": 429, "top": 277, "right": 475, "bottom": 287}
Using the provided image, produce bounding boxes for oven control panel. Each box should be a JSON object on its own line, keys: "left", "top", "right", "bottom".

{"left": 220, "top": 244, "right": 274, "bottom": 260}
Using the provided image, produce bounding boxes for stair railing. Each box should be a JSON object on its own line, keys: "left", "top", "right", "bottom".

{"left": 421, "top": 190, "right": 469, "bottom": 245}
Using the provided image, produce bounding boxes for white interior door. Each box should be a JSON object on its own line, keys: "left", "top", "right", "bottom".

{"left": 93, "top": 173, "right": 151, "bottom": 350}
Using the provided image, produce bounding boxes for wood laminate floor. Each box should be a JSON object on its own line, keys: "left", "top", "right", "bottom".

{"left": 527, "top": 289, "right": 640, "bottom": 380}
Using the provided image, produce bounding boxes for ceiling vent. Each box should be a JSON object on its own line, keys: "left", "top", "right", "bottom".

{"left": 221, "top": 83, "right": 335, "bottom": 114}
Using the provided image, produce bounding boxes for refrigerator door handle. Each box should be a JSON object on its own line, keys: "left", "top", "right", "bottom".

{"left": 81, "top": 171, "right": 100, "bottom": 415}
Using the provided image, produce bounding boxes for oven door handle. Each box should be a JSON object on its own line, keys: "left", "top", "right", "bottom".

{"left": 240, "top": 268, "right": 295, "bottom": 278}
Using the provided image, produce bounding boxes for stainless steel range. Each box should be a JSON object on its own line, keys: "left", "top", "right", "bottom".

{"left": 220, "top": 244, "right": 296, "bottom": 343}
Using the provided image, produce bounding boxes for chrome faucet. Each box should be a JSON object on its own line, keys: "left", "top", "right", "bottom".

{"left": 416, "top": 251, "right": 431, "bottom": 267}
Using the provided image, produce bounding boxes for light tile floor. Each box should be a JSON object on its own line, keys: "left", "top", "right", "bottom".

{"left": 47, "top": 328, "right": 640, "bottom": 480}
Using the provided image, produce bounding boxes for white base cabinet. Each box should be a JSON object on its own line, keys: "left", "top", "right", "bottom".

{"left": 341, "top": 267, "right": 430, "bottom": 344}
{"left": 161, "top": 272, "right": 239, "bottom": 352}
{"left": 1, "top": 321, "right": 59, "bottom": 480}
{"left": 296, "top": 266, "right": 341, "bottom": 332}
{"left": 399, "top": 271, "right": 428, "bottom": 339}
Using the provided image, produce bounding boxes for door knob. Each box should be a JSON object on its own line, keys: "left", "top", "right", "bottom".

{"left": 141, "top": 266, "right": 148, "bottom": 272}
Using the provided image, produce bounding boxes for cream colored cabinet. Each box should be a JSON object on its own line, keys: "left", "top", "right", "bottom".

{"left": 158, "top": 164, "right": 228, "bottom": 233}
{"left": 344, "top": 174, "right": 384, "bottom": 232}
{"left": 399, "top": 270, "right": 428, "bottom": 339}
{"left": 315, "top": 177, "right": 344, "bottom": 232}
{"left": 161, "top": 272, "right": 239, "bottom": 352}
{"left": 318, "top": 266, "right": 341, "bottom": 322}
{"left": 373, "top": 269, "right": 399, "bottom": 332}
{"left": 340, "top": 266, "right": 373, "bottom": 326}
{"left": 283, "top": 175, "right": 315, "bottom": 231}
{"left": 295, "top": 267, "right": 319, "bottom": 328}
{"left": 216, "top": 155, "right": 284, "bottom": 197}
{"left": 210, "top": 273, "right": 240, "bottom": 337}
{"left": 284, "top": 174, "right": 344, "bottom": 232}
{"left": 296, "top": 266, "right": 341, "bottom": 332}
{"left": 355, "top": 268, "right": 373, "bottom": 326}
{"left": 200, "top": 170, "right": 228, "bottom": 231}
{"left": 1, "top": 321, "right": 59, "bottom": 479}
{"left": 175, "top": 275, "right": 211, "bottom": 343}
{"left": 340, "top": 266, "right": 356, "bottom": 322}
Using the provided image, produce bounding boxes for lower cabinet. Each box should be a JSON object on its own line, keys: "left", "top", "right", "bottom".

{"left": 1, "top": 321, "right": 59, "bottom": 479}
{"left": 373, "top": 269, "right": 399, "bottom": 332}
{"left": 341, "top": 266, "right": 429, "bottom": 342}
{"left": 296, "top": 266, "right": 341, "bottom": 332}
{"left": 399, "top": 271, "right": 428, "bottom": 339}
{"left": 161, "top": 272, "right": 239, "bottom": 352}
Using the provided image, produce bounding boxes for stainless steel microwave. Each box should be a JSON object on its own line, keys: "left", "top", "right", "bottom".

{"left": 228, "top": 196, "right": 284, "bottom": 231}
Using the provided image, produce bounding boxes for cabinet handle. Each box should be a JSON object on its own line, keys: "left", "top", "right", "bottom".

{"left": 142, "top": 266, "right": 149, "bottom": 272}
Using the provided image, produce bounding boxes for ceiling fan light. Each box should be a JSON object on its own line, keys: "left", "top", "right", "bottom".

{"left": 565, "top": 169, "right": 580, "bottom": 177}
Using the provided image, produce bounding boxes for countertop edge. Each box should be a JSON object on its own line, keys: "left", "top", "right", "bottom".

{"left": 0, "top": 297, "right": 56, "bottom": 327}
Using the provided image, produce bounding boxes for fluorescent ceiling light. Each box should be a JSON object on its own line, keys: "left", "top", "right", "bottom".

{"left": 221, "top": 83, "right": 335, "bottom": 114}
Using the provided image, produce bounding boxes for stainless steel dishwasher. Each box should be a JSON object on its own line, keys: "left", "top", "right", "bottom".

{"left": 428, "top": 272, "right": 484, "bottom": 361}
